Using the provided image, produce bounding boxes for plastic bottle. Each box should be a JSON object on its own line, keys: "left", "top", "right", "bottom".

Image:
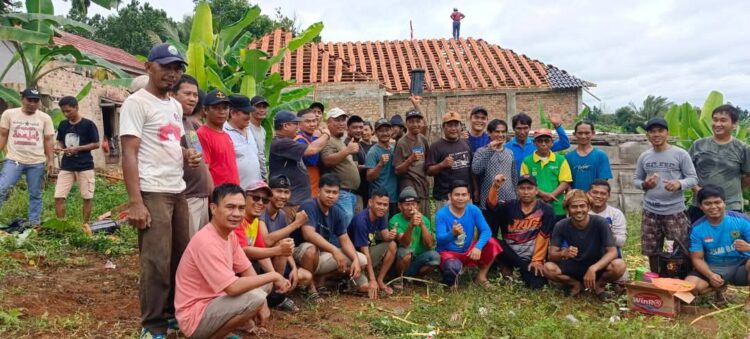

{"left": 454, "top": 220, "right": 466, "bottom": 247}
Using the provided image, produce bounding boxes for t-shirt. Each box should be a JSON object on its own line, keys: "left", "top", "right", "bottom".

{"left": 320, "top": 136, "right": 360, "bottom": 190}
{"left": 269, "top": 136, "right": 310, "bottom": 205}
{"left": 234, "top": 216, "right": 266, "bottom": 248}
{"left": 391, "top": 212, "right": 434, "bottom": 256}
{"left": 507, "top": 125, "right": 571, "bottom": 172}
{"left": 450, "top": 11, "right": 464, "bottom": 22}
{"left": 295, "top": 131, "right": 320, "bottom": 196}
{"left": 472, "top": 146, "right": 517, "bottom": 209}
{"left": 0, "top": 108, "right": 55, "bottom": 164}
{"left": 468, "top": 132, "right": 490, "bottom": 153}
{"left": 181, "top": 118, "right": 211, "bottom": 198}
{"left": 344, "top": 136, "right": 370, "bottom": 199}
{"left": 197, "top": 126, "right": 240, "bottom": 186}
{"left": 589, "top": 205, "right": 627, "bottom": 248}
{"left": 261, "top": 209, "right": 288, "bottom": 233}
{"left": 365, "top": 144, "right": 398, "bottom": 202}
{"left": 393, "top": 133, "right": 429, "bottom": 199}
{"left": 119, "top": 89, "right": 186, "bottom": 193}
{"left": 521, "top": 152, "right": 573, "bottom": 216}
{"left": 299, "top": 198, "right": 348, "bottom": 248}
{"left": 689, "top": 211, "right": 750, "bottom": 266}
{"left": 490, "top": 200, "right": 555, "bottom": 262}
{"left": 224, "top": 122, "right": 262, "bottom": 189}
{"left": 249, "top": 123, "right": 267, "bottom": 179}
{"left": 550, "top": 215, "right": 615, "bottom": 265}
{"left": 348, "top": 208, "right": 388, "bottom": 248}
{"left": 426, "top": 138, "right": 472, "bottom": 201}
{"left": 565, "top": 147, "right": 613, "bottom": 191}
{"left": 56, "top": 117, "right": 99, "bottom": 171}
{"left": 689, "top": 138, "right": 750, "bottom": 211}
{"left": 435, "top": 204, "right": 492, "bottom": 253}
{"left": 633, "top": 146, "right": 698, "bottom": 215}
{"left": 175, "top": 223, "right": 252, "bottom": 337}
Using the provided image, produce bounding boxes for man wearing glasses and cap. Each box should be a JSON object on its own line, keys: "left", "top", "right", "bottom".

{"left": 119, "top": 43, "right": 202, "bottom": 338}
{"left": 0, "top": 87, "right": 55, "bottom": 227}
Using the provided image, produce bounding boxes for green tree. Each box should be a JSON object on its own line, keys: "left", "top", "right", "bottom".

{"left": 630, "top": 95, "right": 672, "bottom": 124}
{"left": 63, "top": 0, "right": 119, "bottom": 16}
{"left": 614, "top": 106, "right": 639, "bottom": 133}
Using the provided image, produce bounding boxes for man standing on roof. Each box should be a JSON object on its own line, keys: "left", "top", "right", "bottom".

{"left": 450, "top": 8, "right": 465, "bottom": 40}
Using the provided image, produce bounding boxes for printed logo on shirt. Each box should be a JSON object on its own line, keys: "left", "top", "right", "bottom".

{"left": 451, "top": 151, "right": 470, "bottom": 169}
{"left": 731, "top": 230, "right": 741, "bottom": 239}
{"left": 574, "top": 164, "right": 592, "bottom": 172}
{"left": 704, "top": 236, "right": 714, "bottom": 243}
{"left": 644, "top": 161, "right": 678, "bottom": 170}
{"left": 11, "top": 122, "right": 42, "bottom": 145}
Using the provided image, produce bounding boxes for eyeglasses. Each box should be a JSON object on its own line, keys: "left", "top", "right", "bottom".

{"left": 248, "top": 195, "right": 270, "bottom": 204}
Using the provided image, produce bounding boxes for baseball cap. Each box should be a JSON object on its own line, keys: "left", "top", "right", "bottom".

{"left": 517, "top": 175, "right": 537, "bottom": 186}
{"left": 645, "top": 117, "right": 668, "bottom": 131}
{"left": 147, "top": 43, "right": 187, "bottom": 65}
{"left": 269, "top": 175, "right": 290, "bottom": 189}
{"left": 204, "top": 90, "right": 231, "bottom": 106}
{"left": 20, "top": 87, "right": 41, "bottom": 99}
{"left": 229, "top": 94, "right": 255, "bottom": 113}
{"left": 442, "top": 111, "right": 462, "bottom": 123}
{"left": 390, "top": 114, "right": 405, "bottom": 127}
{"left": 399, "top": 186, "right": 419, "bottom": 202}
{"left": 405, "top": 110, "right": 423, "bottom": 120}
{"left": 310, "top": 102, "right": 325, "bottom": 111}
{"left": 250, "top": 96, "right": 269, "bottom": 107}
{"left": 244, "top": 180, "right": 271, "bottom": 195}
{"left": 275, "top": 111, "right": 302, "bottom": 125}
{"left": 374, "top": 118, "right": 392, "bottom": 130}
{"left": 327, "top": 107, "right": 348, "bottom": 119}
{"left": 470, "top": 106, "right": 488, "bottom": 116}
{"left": 533, "top": 128, "right": 554, "bottom": 139}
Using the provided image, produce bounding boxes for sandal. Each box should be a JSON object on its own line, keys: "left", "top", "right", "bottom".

{"left": 306, "top": 292, "right": 325, "bottom": 304}
{"left": 276, "top": 297, "right": 300, "bottom": 313}
{"left": 317, "top": 286, "right": 332, "bottom": 296}
{"left": 596, "top": 291, "right": 614, "bottom": 302}
{"left": 475, "top": 279, "right": 492, "bottom": 289}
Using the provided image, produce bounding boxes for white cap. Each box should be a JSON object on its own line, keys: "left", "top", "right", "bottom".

{"left": 327, "top": 107, "right": 348, "bottom": 119}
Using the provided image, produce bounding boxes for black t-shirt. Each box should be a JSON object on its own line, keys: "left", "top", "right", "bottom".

{"left": 56, "top": 118, "right": 99, "bottom": 171}
{"left": 425, "top": 137, "right": 472, "bottom": 200}
{"left": 550, "top": 215, "right": 615, "bottom": 265}
{"left": 299, "top": 198, "right": 349, "bottom": 248}
{"left": 269, "top": 136, "right": 310, "bottom": 205}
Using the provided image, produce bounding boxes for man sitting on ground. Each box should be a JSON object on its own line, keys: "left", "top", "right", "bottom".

{"left": 685, "top": 184, "right": 750, "bottom": 313}
{"left": 487, "top": 175, "right": 555, "bottom": 289}
{"left": 349, "top": 189, "right": 398, "bottom": 298}
{"left": 391, "top": 187, "right": 440, "bottom": 280}
{"left": 436, "top": 180, "right": 503, "bottom": 287}
{"left": 543, "top": 190, "right": 626, "bottom": 300}
{"left": 175, "top": 184, "right": 291, "bottom": 339}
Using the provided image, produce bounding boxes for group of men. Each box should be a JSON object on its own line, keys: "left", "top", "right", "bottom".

{"left": 0, "top": 42, "right": 748, "bottom": 338}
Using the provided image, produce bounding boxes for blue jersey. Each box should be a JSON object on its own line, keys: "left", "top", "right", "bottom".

{"left": 565, "top": 147, "right": 613, "bottom": 191}
{"left": 689, "top": 211, "right": 750, "bottom": 266}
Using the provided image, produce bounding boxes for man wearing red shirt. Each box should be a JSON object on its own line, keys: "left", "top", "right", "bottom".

{"left": 450, "top": 8, "right": 465, "bottom": 39}
{"left": 197, "top": 90, "right": 240, "bottom": 186}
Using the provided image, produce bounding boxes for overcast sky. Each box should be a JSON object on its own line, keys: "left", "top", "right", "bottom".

{"left": 53, "top": 0, "right": 750, "bottom": 111}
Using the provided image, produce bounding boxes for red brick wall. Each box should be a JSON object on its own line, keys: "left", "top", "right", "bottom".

{"left": 516, "top": 90, "right": 578, "bottom": 128}
{"left": 304, "top": 81, "right": 383, "bottom": 121}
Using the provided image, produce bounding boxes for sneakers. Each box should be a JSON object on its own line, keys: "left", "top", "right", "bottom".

{"left": 140, "top": 328, "right": 167, "bottom": 339}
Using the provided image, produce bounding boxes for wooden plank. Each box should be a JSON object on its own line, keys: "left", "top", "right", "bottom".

{"left": 438, "top": 39, "right": 462, "bottom": 90}
{"left": 420, "top": 39, "right": 444, "bottom": 89}
{"left": 295, "top": 47, "right": 304, "bottom": 83}
{"left": 448, "top": 38, "right": 476, "bottom": 89}
{"left": 334, "top": 59, "right": 342, "bottom": 82}
{"left": 374, "top": 41, "right": 391, "bottom": 89}
{"left": 469, "top": 39, "right": 500, "bottom": 88}
{"left": 491, "top": 45, "right": 519, "bottom": 86}
{"left": 384, "top": 41, "right": 402, "bottom": 92}
{"left": 321, "top": 43, "right": 331, "bottom": 83}
{"left": 461, "top": 38, "right": 488, "bottom": 88}
{"left": 518, "top": 55, "right": 542, "bottom": 86}
{"left": 310, "top": 44, "right": 318, "bottom": 83}
{"left": 366, "top": 42, "right": 378, "bottom": 82}
{"left": 504, "top": 50, "right": 531, "bottom": 87}
{"left": 346, "top": 43, "right": 356, "bottom": 72}
{"left": 394, "top": 40, "right": 411, "bottom": 89}
{"left": 270, "top": 30, "right": 282, "bottom": 74}
{"left": 480, "top": 42, "right": 507, "bottom": 85}
{"left": 356, "top": 42, "right": 368, "bottom": 73}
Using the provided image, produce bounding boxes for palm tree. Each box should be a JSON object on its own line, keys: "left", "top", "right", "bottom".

{"left": 630, "top": 95, "right": 672, "bottom": 123}
{"left": 67, "top": 0, "right": 119, "bottom": 16}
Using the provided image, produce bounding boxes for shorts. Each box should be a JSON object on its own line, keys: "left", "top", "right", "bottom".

{"left": 640, "top": 210, "right": 690, "bottom": 256}
{"left": 439, "top": 238, "right": 503, "bottom": 269}
{"left": 558, "top": 260, "right": 605, "bottom": 282}
{"left": 367, "top": 242, "right": 391, "bottom": 269}
{"left": 190, "top": 286, "right": 269, "bottom": 339}
{"left": 293, "top": 242, "right": 369, "bottom": 286}
{"left": 54, "top": 169, "right": 95, "bottom": 199}
{"left": 687, "top": 258, "right": 749, "bottom": 286}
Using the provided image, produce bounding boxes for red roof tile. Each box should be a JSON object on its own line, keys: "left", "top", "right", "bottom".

{"left": 53, "top": 31, "right": 145, "bottom": 74}
{"left": 248, "top": 29, "right": 589, "bottom": 93}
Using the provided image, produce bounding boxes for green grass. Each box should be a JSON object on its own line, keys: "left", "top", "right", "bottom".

{"left": 364, "top": 213, "right": 750, "bottom": 338}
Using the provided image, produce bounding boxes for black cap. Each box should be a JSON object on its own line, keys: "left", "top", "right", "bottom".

{"left": 374, "top": 118, "right": 392, "bottom": 130}
{"left": 269, "top": 175, "right": 290, "bottom": 189}
{"left": 405, "top": 110, "right": 423, "bottom": 120}
{"left": 274, "top": 111, "right": 301, "bottom": 125}
{"left": 390, "top": 114, "right": 405, "bottom": 127}
{"left": 310, "top": 102, "right": 324, "bottom": 111}
{"left": 471, "top": 106, "right": 488, "bottom": 116}
{"left": 204, "top": 90, "right": 231, "bottom": 106}
{"left": 645, "top": 117, "right": 668, "bottom": 131}
{"left": 250, "top": 96, "right": 269, "bottom": 107}
{"left": 517, "top": 175, "right": 537, "bottom": 186}
{"left": 20, "top": 87, "right": 41, "bottom": 99}
{"left": 399, "top": 186, "right": 419, "bottom": 202}
{"left": 147, "top": 43, "right": 187, "bottom": 65}
{"left": 229, "top": 94, "right": 255, "bottom": 113}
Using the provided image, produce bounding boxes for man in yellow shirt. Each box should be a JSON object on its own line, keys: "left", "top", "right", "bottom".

{"left": 521, "top": 129, "right": 572, "bottom": 221}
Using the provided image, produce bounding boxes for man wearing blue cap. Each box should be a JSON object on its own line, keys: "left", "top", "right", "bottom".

{"left": 119, "top": 43, "right": 202, "bottom": 339}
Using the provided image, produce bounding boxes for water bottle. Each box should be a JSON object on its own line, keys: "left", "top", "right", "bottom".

{"left": 454, "top": 220, "right": 466, "bottom": 247}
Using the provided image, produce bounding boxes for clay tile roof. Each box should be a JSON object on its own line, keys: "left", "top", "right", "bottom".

{"left": 250, "top": 29, "right": 590, "bottom": 93}
{"left": 53, "top": 31, "right": 145, "bottom": 74}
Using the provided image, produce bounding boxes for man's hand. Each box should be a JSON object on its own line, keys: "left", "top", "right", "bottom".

{"left": 538, "top": 191, "right": 557, "bottom": 203}
{"left": 186, "top": 148, "right": 202, "bottom": 168}
{"left": 379, "top": 153, "right": 390, "bottom": 165}
{"left": 349, "top": 260, "right": 361, "bottom": 279}
{"left": 65, "top": 146, "right": 80, "bottom": 155}
{"left": 469, "top": 248, "right": 482, "bottom": 261}
{"left": 277, "top": 238, "right": 294, "bottom": 257}
{"left": 461, "top": 130, "right": 469, "bottom": 139}
{"left": 367, "top": 282, "right": 379, "bottom": 299}
{"left": 346, "top": 141, "right": 360, "bottom": 155}
{"left": 663, "top": 180, "right": 682, "bottom": 192}
{"left": 273, "top": 273, "right": 292, "bottom": 294}
{"left": 332, "top": 250, "right": 348, "bottom": 273}
{"left": 410, "top": 211, "right": 423, "bottom": 226}
{"left": 294, "top": 210, "right": 308, "bottom": 228}
{"left": 409, "top": 95, "right": 422, "bottom": 106}
{"left": 548, "top": 111, "right": 563, "bottom": 128}
{"left": 383, "top": 230, "right": 397, "bottom": 242}
{"left": 566, "top": 246, "right": 579, "bottom": 259}
{"left": 583, "top": 267, "right": 597, "bottom": 289}
{"left": 528, "top": 262, "right": 545, "bottom": 277}
{"left": 493, "top": 174, "right": 506, "bottom": 188}
{"left": 708, "top": 273, "right": 725, "bottom": 288}
{"left": 442, "top": 154, "right": 455, "bottom": 168}
{"left": 733, "top": 239, "right": 750, "bottom": 252}
{"left": 692, "top": 185, "right": 702, "bottom": 194}
{"left": 643, "top": 174, "right": 658, "bottom": 190}
{"left": 46, "top": 162, "right": 55, "bottom": 175}
{"left": 489, "top": 138, "right": 502, "bottom": 150}
{"left": 452, "top": 222, "right": 464, "bottom": 236}
{"left": 128, "top": 202, "right": 151, "bottom": 230}
{"left": 289, "top": 267, "right": 299, "bottom": 290}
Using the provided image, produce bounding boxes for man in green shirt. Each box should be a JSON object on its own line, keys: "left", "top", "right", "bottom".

{"left": 390, "top": 187, "right": 440, "bottom": 280}
{"left": 521, "top": 128, "right": 572, "bottom": 221}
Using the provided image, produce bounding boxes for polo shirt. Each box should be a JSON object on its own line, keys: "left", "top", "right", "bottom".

{"left": 223, "top": 122, "right": 262, "bottom": 188}
{"left": 521, "top": 151, "right": 572, "bottom": 216}
{"left": 507, "top": 125, "right": 570, "bottom": 172}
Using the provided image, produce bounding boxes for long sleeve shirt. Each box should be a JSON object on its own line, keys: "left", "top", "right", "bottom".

{"left": 633, "top": 146, "right": 698, "bottom": 215}
{"left": 436, "top": 203, "right": 492, "bottom": 253}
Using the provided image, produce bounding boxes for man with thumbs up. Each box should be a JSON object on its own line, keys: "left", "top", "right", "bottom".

{"left": 426, "top": 112, "right": 472, "bottom": 212}
{"left": 391, "top": 187, "right": 440, "bottom": 282}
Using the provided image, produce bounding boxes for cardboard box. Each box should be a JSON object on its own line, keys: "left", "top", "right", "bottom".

{"left": 624, "top": 281, "right": 694, "bottom": 317}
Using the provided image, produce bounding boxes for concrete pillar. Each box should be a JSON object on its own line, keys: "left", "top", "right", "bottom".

{"left": 436, "top": 95, "right": 446, "bottom": 123}
{"left": 506, "top": 92, "right": 516, "bottom": 121}
{"left": 576, "top": 88, "right": 583, "bottom": 113}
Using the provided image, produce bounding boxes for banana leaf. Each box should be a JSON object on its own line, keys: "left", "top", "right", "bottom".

{"left": 0, "top": 26, "right": 51, "bottom": 44}
{"left": 0, "top": 85, "right": 21, "bottom": 106}
{"left": 700, "top": 91, "right": 723, "bottom": 127}
{"left": 186, "top": 43, "right": 206, "bottom": 89}
{"left": 4, "top": 13, "right": 94, "bottom": 32}
{"left": 102, "top": 78, "right": 133, "bottom": 88}
{"left": 280, "top": 86, "right": 313, "bottom": 102}
{"left": 239, "top": 74, "right": 256, "bottom": 98}
{"left": 75, "top": 81, "right": 92, "bottom": 101}
{"left": 205, "top": 67, "right": 230, "bottom": 94}
{"left": 219, "top": 6, "right": 260, "bottom": 54}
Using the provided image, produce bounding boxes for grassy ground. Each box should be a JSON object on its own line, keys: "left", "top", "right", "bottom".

{"left": 0, "top": 181, "right": 749, "bottom": 338}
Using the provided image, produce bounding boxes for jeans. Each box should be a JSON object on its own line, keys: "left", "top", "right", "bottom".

{"left": 336, "top": 189, "right": 357, "bottom": 227}
{"left": 452, "top": 21, "right": 460, "bottom": 39}
{"left": 405, "top": 250, "right": 441, "bottom": 277}
{"left": 0, "top": 160, "right": 45, "bottom": 224}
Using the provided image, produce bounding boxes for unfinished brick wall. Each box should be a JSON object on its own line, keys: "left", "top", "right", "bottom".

{"left": 305, "top": 81, "right": 384, "bottom": 121}
{"left": 516, "top": 90, "right": 579, "bottom": 128}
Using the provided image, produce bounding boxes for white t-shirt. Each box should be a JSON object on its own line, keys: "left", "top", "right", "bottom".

{"left": 119, "top": 89, "right": 186, "bottom": 193}
{"left": 0, "top": 108, "right": 54, "bottom": 164}
{"left": 589, "top": 205, "right": 627, "bottom": 248}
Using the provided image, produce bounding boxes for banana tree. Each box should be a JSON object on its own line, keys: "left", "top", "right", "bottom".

{"left": 0, "top": 0, "right": 128, "bottom": 106}
{"left": 184, "top": 2, "right": 323, "bottom": 154}
{"left": 664, "top": 91, "right": 748, "bottom": 149}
